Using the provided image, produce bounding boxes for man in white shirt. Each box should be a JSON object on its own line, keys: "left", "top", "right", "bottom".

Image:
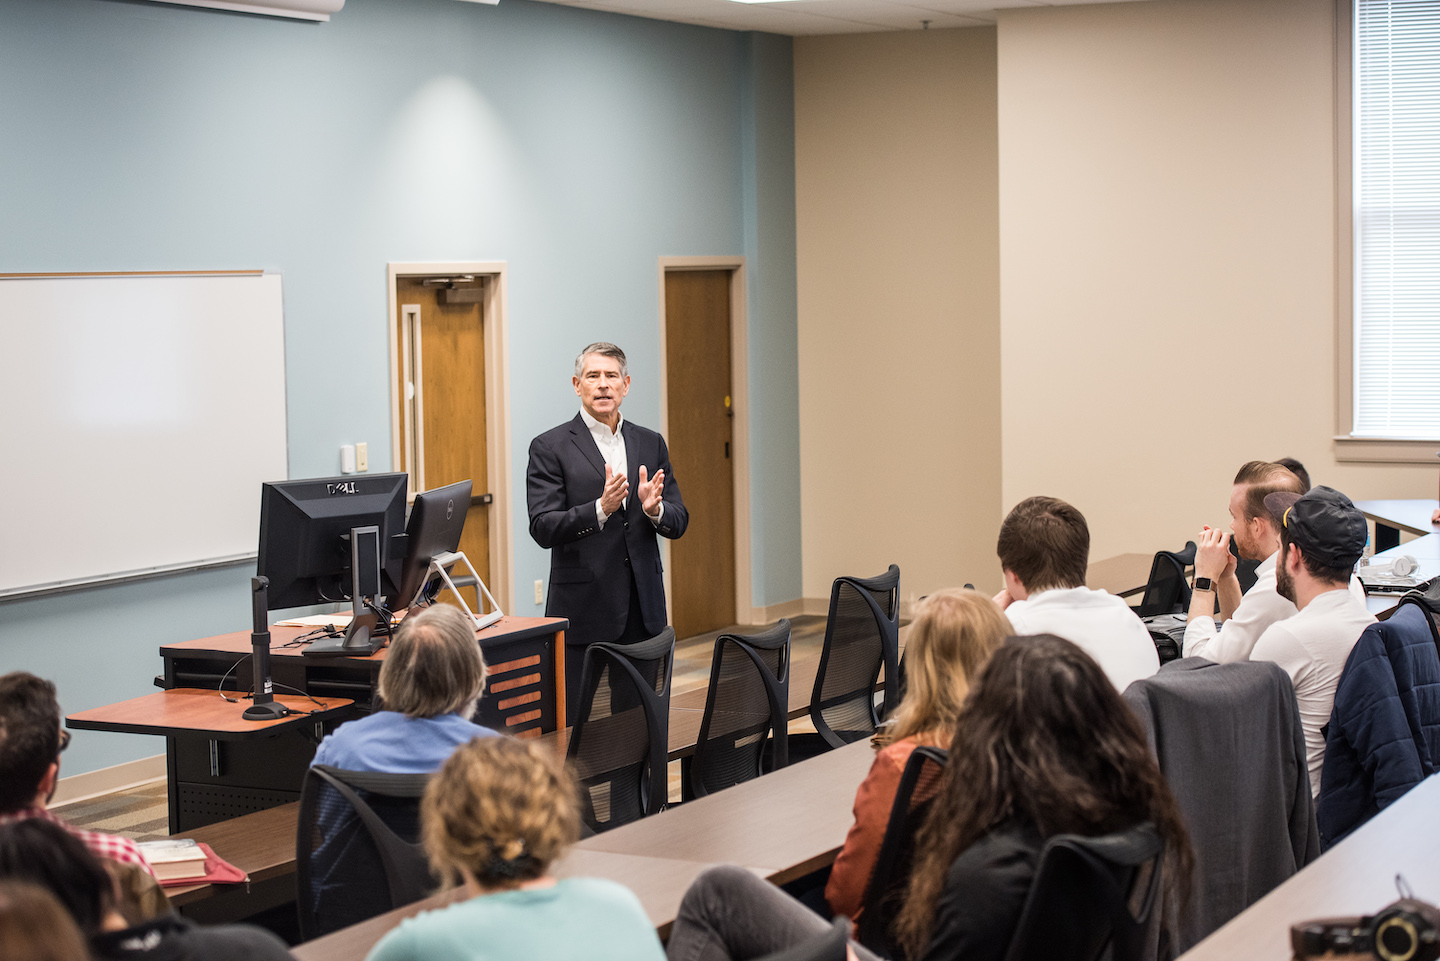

{"left": 1251, "top": 487, "right": 1375, "bottom": 797}
{"left": 994, "top": 496, "right": 1159, "bottom": 691}
{"left": 1185, "top": 461, "right": 1367, "bottom": 663}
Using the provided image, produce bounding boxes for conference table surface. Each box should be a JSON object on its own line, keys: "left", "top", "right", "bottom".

{"left": 1179, "top": 772, "right": 1440, "bottom": 960}
{"left": 1355, "top": 498, "right": 1440, "bottom": 537}
{"left": 291, "top": 740, "right": 877, "bottom": 960}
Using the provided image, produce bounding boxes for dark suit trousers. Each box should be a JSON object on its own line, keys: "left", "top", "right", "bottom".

{"left": 565, "top": 558, "right": 649, "bottom": 720}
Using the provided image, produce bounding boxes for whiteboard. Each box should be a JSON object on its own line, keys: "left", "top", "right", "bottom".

{"left": 0, "top": 273, "right": 289, "bottom": 599}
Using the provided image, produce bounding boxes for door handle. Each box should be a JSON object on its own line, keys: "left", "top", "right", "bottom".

{"left": 471, "top": 493, "right": 494, "bottom": 507}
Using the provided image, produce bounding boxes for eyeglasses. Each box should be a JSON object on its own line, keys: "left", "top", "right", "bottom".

{"left": 58, "top": 729, "right": 71, "bottom": 754}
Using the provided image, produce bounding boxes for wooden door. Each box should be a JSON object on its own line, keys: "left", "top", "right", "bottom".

{"left": 394, "top": 277, "right": 490, "bottom": 610}
{"left": 664, "top": 270, "right": 736, "bottom": 639}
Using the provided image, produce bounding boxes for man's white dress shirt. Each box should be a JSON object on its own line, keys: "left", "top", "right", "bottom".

{"left": 1250, "top": 588, "right": 1375, "bottom": 797}
{"left": 580, "top": 408, "right": 661, "bottom": 529}
{"left": 1004, "top": 586, "right": 1161, "bottom": 692}
{"left": 1183, "top": 552, "right": 1368, "bottom": 664}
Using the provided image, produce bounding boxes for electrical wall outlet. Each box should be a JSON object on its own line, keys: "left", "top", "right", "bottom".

{"left": 355, "top": 442, "right": 368, "bottom": 472}
{"left": 534, "top": 579, "right": 544, "bottom": 604}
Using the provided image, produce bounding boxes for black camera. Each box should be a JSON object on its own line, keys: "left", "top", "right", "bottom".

{"left": 1292, "top": 898, "right": 1440, "bottom": 961}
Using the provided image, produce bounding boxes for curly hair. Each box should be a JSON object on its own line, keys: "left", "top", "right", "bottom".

{"left": 893, "top": 635, "right": 1193, "bottom": 959}
{"left": 421, "top": 736, "right": 579, "bottom": 891}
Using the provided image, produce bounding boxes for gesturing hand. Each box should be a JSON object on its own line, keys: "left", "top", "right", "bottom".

{"left": 1195, "top": 526, "right": 1234, "bottom": 581}
{"left": 600, "top": 465, "right": 629, "bottom": 515}
{"left": 637, "top": 466, "right": 665, "bottom": 518}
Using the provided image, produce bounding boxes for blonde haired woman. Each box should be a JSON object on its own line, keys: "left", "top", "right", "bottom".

{"left": 824, "top": 588, "right": 1011, "bottom": 920}
{"left": 365, "top": 736, "right": 665, "bottom": 961}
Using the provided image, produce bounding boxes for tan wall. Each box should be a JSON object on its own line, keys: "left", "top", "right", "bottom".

{"left": 997, "top": 0, "right": 1437, "bottom": 561}
{"left": 795, "top": 28, "right": 1003, "bottom": 603}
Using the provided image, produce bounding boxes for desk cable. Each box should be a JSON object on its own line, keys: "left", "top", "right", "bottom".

{"left": 214, "top": 655, "right": 331, "bottom": 714}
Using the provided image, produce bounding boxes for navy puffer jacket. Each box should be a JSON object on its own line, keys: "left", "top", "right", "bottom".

{"left": 1317, "top": 601, "right": 1440, "bottom": 848}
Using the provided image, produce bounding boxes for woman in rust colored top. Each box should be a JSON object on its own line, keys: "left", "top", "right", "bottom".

{"left": 824, "top": 588, "right": 1012, "bottom": 920}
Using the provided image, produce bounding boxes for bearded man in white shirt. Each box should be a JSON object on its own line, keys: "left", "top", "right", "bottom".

{"left": 1251, "top": 487, "right": 1375, "bottom": 797}
{"left": 1184, "top": 461, "right": 1367, "bottom": 663}
{"left": 993, "top": 496, "right": 1160, "bottom": 691}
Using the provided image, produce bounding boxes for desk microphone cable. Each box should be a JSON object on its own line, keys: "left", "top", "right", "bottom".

{"left": 214, "top": 655, "right": 330, "bottom": 714}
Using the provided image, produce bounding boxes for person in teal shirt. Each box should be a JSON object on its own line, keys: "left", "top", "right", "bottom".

{"left": 365, "top": 735, "right": 664, "bottom": 961}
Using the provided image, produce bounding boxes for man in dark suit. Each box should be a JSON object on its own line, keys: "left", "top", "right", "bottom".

{"left": 527, "top": 342, "right": 688, "bottom": 718}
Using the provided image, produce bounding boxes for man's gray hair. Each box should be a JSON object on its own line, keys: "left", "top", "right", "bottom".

{"left": 574, "top": 342, "right": 628, "bottom": 379}
{"left": 377, "top": 604, "right": 487, "bottom": 719}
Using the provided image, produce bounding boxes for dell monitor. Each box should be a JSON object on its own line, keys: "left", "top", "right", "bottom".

{"left": 393, "top": 479, "right": 473, "bottom": 609}
{"left": 257, "top": 472, "right": 409, "bottom": 656}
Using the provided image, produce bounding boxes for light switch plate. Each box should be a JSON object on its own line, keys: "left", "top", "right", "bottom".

{"left": 355, "top": 442, "right": 368, "bottom": 472}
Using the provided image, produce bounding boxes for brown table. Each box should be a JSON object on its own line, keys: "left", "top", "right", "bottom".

{"left": 1355, "top": 498, "right": 1440, "bottom": 552}
{"left": 67, "top": 689, "right": 354, "bottom": 740}
{"left": 1179, "top": 772, "right": 1440, "bottom": 960}
{"left": 291, "top": 740, "right": 877, "bottom": 960}
{"left": 1086, "top": 552, "right": 1156, "bottom": 598}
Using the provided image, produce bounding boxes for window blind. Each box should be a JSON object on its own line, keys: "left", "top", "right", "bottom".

{"left": 1354, "top": 0, "right": 1440, "bottom": 439}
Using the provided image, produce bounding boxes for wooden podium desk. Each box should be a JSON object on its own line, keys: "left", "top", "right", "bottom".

{"left": 72, "top": 616, "right": 567, "bottom": 833}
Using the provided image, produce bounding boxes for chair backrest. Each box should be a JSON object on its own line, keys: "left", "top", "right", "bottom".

{"left": 810, "top": 565, "right": 901, "bottom": 749}
{"left": 1136, "top": 542, "right": 1196, "bottom": 618}
{"left": 566, "top": 627, "right": 675, "bottom": 834}
{"left": 754, "top": 917, "right": 850, "bottom": 961}
{"left": 1002, "top": 823, "right": 1164, "bottom": 961}
{"left": 855, "top": 745, "right": 949, "bottom": 961}
{"left": 296, "top": 765, "right": 434, "bottom": 941}
{"left": 689, "top": 619, "right": 792, "bottom": 799}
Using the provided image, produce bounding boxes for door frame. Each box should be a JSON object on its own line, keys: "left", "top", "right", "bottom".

{"left": 386, "top": 261, "right": 514, "bottom": 614}
{"left": 656, "top": 256, "right": 754, "bottom": 627}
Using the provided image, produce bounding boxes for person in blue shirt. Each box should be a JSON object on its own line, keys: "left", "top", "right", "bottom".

{"left": 308, "top": 603, "right": 498, "bottom": 932}
{"left": 367, "top": 735, "right": 665, "bottom": 961}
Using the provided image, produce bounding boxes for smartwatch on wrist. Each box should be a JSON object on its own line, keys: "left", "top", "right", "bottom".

{"left": 1193, "top": 576, "right": 1215, "bottom": 592}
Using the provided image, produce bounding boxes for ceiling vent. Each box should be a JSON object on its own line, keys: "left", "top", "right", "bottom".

{"left": 145, "top": 0, "right": 344, "bottom": 21}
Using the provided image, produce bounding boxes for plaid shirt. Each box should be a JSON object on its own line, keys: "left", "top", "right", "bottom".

{"left": 0, "top": 807, "right": 153, "bottom": 875}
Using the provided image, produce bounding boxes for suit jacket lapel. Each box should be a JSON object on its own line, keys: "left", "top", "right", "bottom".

{"left": 567, "top": 413, "right": 608, "bottom": 482}
{"left": 622, "top": 421, "right": 639, "bottom": 513}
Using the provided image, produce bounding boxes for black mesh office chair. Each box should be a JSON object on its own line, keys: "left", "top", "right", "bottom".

{"left": 566, "top": 627, "right": 675, "bottom": 834}
{"left": 685, "top": 619, "right": 791, "bottom": 800}
{"left": 1136, "top": 543, "right": 1196, "bottom": 618}
{"left": 754, "top": 917, "right": 850, "bottom": 961}
{"left": 803, "top": 565, "right": 901, "bottom": 752}
{"left": 1002, "top": 823, "right": 1165, "bottom": 961}
{"left": 856, "top": 745, "right": 949, "bottom": 961}
{"left": 296, "top": 765, "right": 434, "bottom": 940}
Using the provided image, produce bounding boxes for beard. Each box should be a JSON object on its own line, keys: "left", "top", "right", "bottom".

{"left": 1276, "top": 556, "right": 1296, "bottom": 604}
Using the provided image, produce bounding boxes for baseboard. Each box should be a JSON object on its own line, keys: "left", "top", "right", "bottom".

{"left": 50, "top": 755, "right": 166, "bottom": 808}
{"left": 742, "top": 598, "right": 808, "bottom": 624}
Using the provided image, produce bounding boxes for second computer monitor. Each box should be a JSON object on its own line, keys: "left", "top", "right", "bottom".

{"left": 394, "top": 479, "right": 473, "bottom": 609}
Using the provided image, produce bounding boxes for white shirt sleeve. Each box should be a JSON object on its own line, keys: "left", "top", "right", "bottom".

{"left": 595, "top": 498, "right": 609, "bottom": 529}
{"left": 1182, "top": 596, "right": 1278, "bottom": 664}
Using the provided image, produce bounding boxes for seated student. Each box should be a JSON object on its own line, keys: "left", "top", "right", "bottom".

{"left": 664, "top": 635, "right": 1193, "bottom": 961}
{"left": 312, "top": 602, "right": 497, "bottom": 773}
{"left": 992, "top": 497, "right": 1159, "bottom": 691}
{"left": 1185, "top": 462, "right": 1366, "bottom": 664}
{"left": 365, "top": 736, "right": 665, "bottom": 961}
{"left": 0, "top": 818, "right": 292, "bottom": 961}
{"left": 0, "top": 879, "right": 89, "bottom": 961}
{"left": 1275, "top": 456, "right": 1311, "bottom": 492}
{"left": 0, "top": 673, "right": 153, "bottom": 878}
{"left": 1252, "top": 487, "right": 1376, "bottom": 797}
{"left": 308, "top": 602, "right": 499, "bottom": 931}
{"left": 824, "top": 588, "right": 1011, "bottom": 921}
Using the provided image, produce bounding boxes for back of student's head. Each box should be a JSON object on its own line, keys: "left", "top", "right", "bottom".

{"left": 422, "top": 735, "right": 579, "bottom": 891}
{"left": 0, "top": 673, "right": 62, "bottom": 815}
{"left": 1233, "top": 461, "right": 1305, "bottom": 525}
{"left": 0, "top": 819, "right": 112, "bottom": 938}
{"left": 895, "top": 635, "right": 1191, "bottom": 957}
{"left": 378, "top": 604, "right": 488, "bottom": 719}
{"left": 996, "top": 496, "right": 1090, "bottom": 592}
{"left": 883, "top": 588, "right": 1011, "bottom": 746}
{"left": 0, "top": 880, "right": 90, "bottom": 961}
{"left": 1273, "top": 457, "right": 1311, "bottom": 492}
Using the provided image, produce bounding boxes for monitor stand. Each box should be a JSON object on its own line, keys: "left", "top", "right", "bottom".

{"left": 304, "top": 525, "right": 388, "bottom": 658}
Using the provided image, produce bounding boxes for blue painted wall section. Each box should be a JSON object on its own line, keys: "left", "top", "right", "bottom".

{"left": 0, "top": 0, "right": 802, "bottom": 775}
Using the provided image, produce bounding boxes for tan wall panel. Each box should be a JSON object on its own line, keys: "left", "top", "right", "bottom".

{"left": 795, "top": 28, "right": 1003, "bottom": 602}
{"left": 998, "top": 0, "right": 1437, "bottom": 562}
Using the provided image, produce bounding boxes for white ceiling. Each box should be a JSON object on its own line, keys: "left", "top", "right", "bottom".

{"left": 526, "top": 0, "right": 1150, "bottom": 36}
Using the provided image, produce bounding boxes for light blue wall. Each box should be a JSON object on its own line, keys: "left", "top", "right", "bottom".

{"left": 0, "top": 0, "right": 801, "bottom": 776}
